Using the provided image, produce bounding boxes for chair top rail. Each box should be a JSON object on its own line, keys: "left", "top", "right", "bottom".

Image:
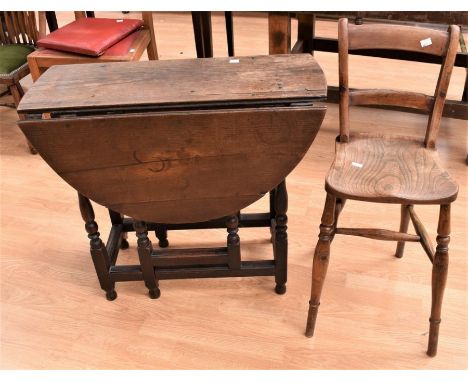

{"left": 348, "top": 23, "right": 449, "bottom": 57}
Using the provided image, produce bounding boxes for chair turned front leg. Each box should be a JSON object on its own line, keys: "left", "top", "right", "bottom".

{"left": 395, "top": 204, "right": 411, "bottom": 258}
{"left": 306, "top": 193, "right": 336, "bottom": 337}
{"left": 427, "top": 204, "right": 450, "bottom": 357}
{"left": 134, "top": 220, "right": 160, "bottom": 299}
{"left": 78, "top": 193, "right": 116, "bottom": 301}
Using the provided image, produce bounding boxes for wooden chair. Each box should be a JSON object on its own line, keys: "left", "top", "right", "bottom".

{"left": 27, "top": 11, "right": 158, "bottom": 82}
{"left": 305, "top": 18, "right": 460, "bottom": 357}
{"left": 0, "top": 11, "right": 45, "bottom": 153}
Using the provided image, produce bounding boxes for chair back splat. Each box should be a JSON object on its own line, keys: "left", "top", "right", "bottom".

{"left": 337, "top": 18, "right": 460, "bottom": 148}
{"left": 0, "top": 11, "right": 44, "bottom": 46}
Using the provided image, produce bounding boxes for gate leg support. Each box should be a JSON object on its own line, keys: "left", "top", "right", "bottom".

{"left": 134, "top": 220, "right": 160, "bottom": 299}
{"left": 274, "top": 180, "right": 288, "bottom": 294}
{"left": 226, "top": 215, "right": 241, "bottom": 270}
{"left": 78, "top": 193, "right": 116, "bottom": 301}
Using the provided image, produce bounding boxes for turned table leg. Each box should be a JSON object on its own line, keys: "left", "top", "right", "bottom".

{"left": 155, "top": 226, "right": 169, "bottom": 248}
{"left": 108, "top": 209, "right": 129, "bottom": 249}
{"left": 78, "top": 193, "right": 116, "bottom": 301}
{"left": 226, "top": 215, "right": 241, "bottom": 270}
{"left": 134, "top": 220, "right": 160, "bottom": 299}
{"left": 273, "top": 180, "right": 288, "bottom": 295}
{"left": 269, "top": 189, "right": 277, "bottom": 243}
{"left": 120, "top": 232, "right": 129, "bottom": 250}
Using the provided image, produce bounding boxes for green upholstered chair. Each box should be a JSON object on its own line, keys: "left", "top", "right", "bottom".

{"left": 0, "top": 11, "right": 45, "bottom": 153}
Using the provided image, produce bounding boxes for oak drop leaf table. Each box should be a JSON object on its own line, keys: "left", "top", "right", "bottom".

{"left": 17, "top": 54, "right": 327, "bottom": 300}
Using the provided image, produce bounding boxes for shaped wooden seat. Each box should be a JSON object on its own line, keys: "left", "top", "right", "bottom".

{"left": 305, "top": 19, "right": 460, "bottom": 357}
{"left": 326, "top": 133, "right": 458, "bottom": 205}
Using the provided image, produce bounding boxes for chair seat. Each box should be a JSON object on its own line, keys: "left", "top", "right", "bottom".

{"left": 0, "top": 44, "right": 35, "bottom": 75}
{"left": 36, "top": 17, "right": 144, "bottom": 56}
{"left": 325, "top": 133, "right": 458, "bottom": 204}
{"left": 27, "top": 29, "right": 150, "bottom": 65}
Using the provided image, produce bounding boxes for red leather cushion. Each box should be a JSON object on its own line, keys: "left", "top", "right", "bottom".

{"left": 103, "top": 30, "right": 143, "bottom": 56}
{"left": 37, "top": 18, "right": 144, "bottom": 57}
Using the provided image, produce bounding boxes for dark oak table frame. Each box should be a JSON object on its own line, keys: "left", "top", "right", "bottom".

{"left": 19, "top": 53, "right": 327, "bottom": 301}
{"left": 79, "top": 181, "right": 288, "bottom": 301}
{"left": 43, "top": 11, "right": 290, "bottom": 300}
{"left": 143, "top": 11, "right": 288, "bottom": 299}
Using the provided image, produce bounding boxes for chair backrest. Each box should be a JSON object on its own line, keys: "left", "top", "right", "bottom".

{"left": 0, "top": 11, "right": 45, "bottom": 46}
{"left": 337, "top": 18, "right": 460, "bottom": 149}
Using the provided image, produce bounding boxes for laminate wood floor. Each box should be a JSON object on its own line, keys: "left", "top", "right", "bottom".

{"left": 0, "top": 12, "right": 467, "bottom": 369}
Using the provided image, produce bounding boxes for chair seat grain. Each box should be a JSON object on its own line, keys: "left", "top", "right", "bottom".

{"left": 325, "top": 134, "right": 458, "bottom": 204}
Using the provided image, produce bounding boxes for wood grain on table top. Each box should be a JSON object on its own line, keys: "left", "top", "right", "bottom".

{"left": 18, "top": 54, "right": 327, "bottom": 113}
{"left": 19, "top": 106, "right": 326, "bottom": 223}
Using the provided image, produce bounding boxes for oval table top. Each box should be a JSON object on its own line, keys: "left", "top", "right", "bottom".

{"left": 18, "top": 54, "right": 327, "bottom": 223}
{"left": 18, "top": 53, "right": 326, "bottom": 114}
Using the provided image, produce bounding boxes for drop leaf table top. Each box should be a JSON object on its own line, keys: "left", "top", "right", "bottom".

{"left": 18, "top": 54, "right": 327, "bottom": 223}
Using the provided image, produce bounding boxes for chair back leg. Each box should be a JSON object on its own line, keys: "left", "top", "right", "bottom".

{"left": 395, "top": 204, "right": 411, "bottom": 258}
